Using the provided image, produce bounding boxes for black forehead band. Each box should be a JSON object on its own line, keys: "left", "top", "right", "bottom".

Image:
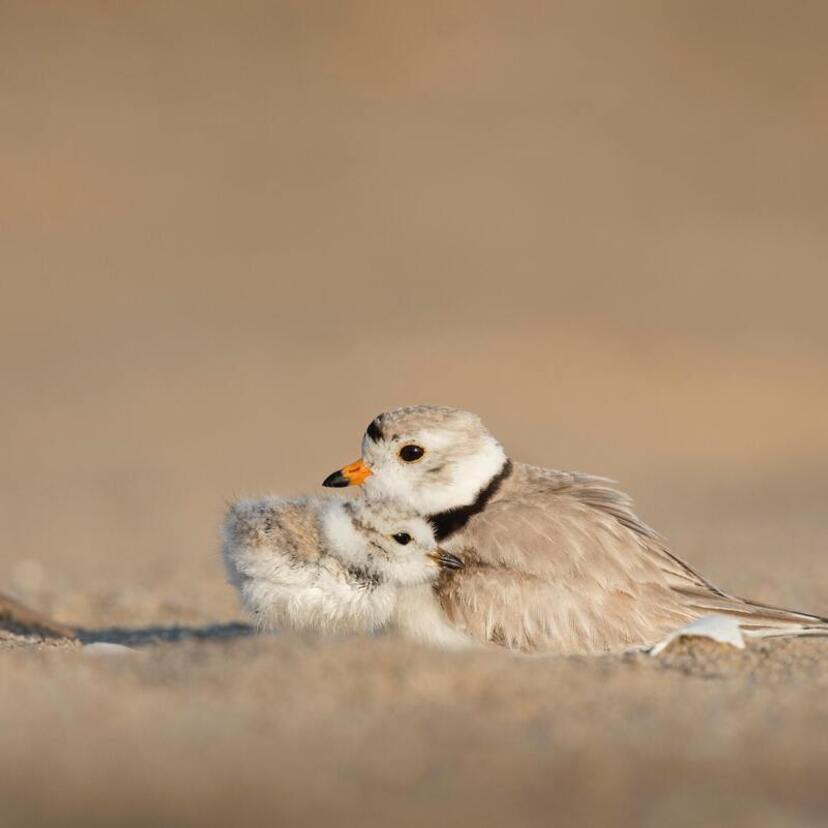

{"left": 366, "top": 417, "right": 385, "bottom": 443}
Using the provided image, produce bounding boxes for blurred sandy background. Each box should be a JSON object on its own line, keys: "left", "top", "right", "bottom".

{"left": 2, "top": 2, "right": 828, "bottom": 826}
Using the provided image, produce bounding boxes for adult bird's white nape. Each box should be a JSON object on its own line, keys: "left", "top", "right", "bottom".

{"left": 322, "top": 404, "right": 828, "bottom": 655}
{"left": 222, "top": 494, "right": 468, "bottom": 646}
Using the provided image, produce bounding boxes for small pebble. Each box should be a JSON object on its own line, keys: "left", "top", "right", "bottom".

{"left": 83, "top": 642, "right": 136, "bottom": 656}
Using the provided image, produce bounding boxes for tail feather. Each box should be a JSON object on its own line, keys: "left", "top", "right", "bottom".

{"left": 674, "top": 586, "right": 828, "bottom": 638}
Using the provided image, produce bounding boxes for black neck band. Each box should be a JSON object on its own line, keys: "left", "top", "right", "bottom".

{"left": 428, "top": 460, "right": 512, "bottom": 542}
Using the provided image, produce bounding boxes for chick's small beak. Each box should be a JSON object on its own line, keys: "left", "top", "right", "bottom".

{"left": 322, "top": 458, "right": 372, "bottom": 488}
{"left": 428, "top": 550, "right": 465, "bottom": 571}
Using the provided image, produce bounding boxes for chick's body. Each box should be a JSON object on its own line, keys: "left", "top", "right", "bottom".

{"left": 222, "top": 495, "right": 466, "bottom": 644}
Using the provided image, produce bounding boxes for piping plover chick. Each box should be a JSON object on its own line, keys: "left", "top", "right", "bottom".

{"left": 323, "top": 405, "right": 828, "bottom": 655}
{"left": 222, "top": 495, "right": 469, "bottom": 645}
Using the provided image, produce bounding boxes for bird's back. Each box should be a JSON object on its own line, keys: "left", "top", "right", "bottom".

{"left": 436, "top": 462, "right": 828, "bottom": 653}
{"left": 221, "top": 495, "right": 332, "bottom": 593}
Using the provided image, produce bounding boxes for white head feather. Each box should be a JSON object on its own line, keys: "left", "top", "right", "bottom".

{"left": 357, "top": 406, "right": 507, "bottom": 514}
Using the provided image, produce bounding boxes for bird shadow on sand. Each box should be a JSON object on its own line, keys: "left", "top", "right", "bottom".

{"left": 76, "top": 621, "right": 255, "bottom": 647}
{"left": 1, "top": 592, "right": 255, "bottom": 647}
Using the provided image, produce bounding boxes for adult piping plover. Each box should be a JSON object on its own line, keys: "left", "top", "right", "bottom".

{"left": 222, "top": 495, "right": 470, "bottom": 647}
{"left": 322, "top": 405, "right": 828, "bottom": 654}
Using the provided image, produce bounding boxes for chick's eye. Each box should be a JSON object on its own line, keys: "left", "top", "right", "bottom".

{"left": 392, "top": 532, "right": 412, "bottom": 546}
{"left": 399, "top": 445, "right": 424, "bottom": 462}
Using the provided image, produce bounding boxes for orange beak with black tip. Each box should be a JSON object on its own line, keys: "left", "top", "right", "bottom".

{"left": 322, "top": 459, "right": 372, "bottom": 488}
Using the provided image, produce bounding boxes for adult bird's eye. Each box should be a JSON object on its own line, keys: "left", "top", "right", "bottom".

{"left": 392, "top": 532, "right": 412, "bottom": 545}
{"left": 399, "top": 445, "right": 424, "bottom": 462}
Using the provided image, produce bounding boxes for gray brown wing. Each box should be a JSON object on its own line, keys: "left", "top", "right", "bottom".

{"left": 437, "top": 488, "right": 828, "bottom": 654}
{"left": 437, "top": 497, "right": 698, "bottom": 653}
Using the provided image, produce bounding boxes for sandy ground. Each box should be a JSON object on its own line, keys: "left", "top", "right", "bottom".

{"left": 2, "top": 2, "right": 828, "bottom": 826}
{"left": 2, "top": 628, "right": 828, "bottom": 828}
